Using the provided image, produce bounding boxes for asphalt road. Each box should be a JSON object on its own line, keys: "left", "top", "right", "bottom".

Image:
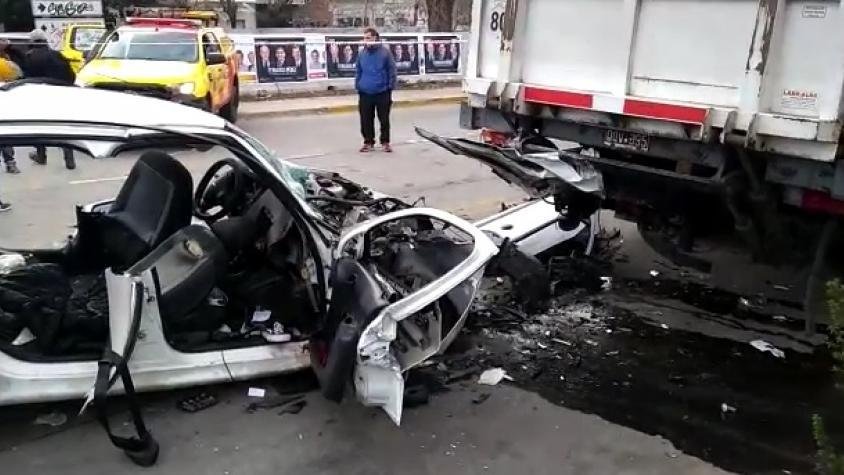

{"left": 0, "top": 104, "right": 728, "bottom": 474}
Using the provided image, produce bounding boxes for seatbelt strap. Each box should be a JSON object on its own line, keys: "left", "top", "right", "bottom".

{"left": 93, "top": 349, "right": 159, "bottom": 466}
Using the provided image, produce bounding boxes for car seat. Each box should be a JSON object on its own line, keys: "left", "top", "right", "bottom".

{"left": 128, "top": 225, "right": 228, "bottom": 333}
{"left": 98, "top": 151, "right": 194, "bottom": 271}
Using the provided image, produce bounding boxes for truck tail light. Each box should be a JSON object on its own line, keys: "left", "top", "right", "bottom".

{"left": 784, "top": 187, "right": 844, "bottom": 216}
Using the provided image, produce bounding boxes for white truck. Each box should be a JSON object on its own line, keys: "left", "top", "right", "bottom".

{"left": 459, "top": 0, "right": 844, "bottom": 330}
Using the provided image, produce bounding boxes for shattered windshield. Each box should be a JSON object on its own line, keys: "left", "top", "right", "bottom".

{"left": 229, "top": 126, "right": 310, "bottom": 200}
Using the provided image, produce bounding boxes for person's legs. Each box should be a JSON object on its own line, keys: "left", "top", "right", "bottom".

{"left": 359, "top": 93, "right": 377, "bottom": 151}
{"left": 1, "top": 147, "right": 19, "bottom": 174}
{"left": 0, "top": 175, "right": 9, "bottom": 212}
{"left": 376, "top": 91, "right": 392, "bottom": 150}
{"left": 29, "top": 146, "right": 47, "bottom": 165}
{"left": 62, "top": 147, "right": 76, "bottom": 170}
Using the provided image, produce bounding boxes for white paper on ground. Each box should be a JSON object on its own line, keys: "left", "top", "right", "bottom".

{"left": 478, "top": 368, "right": 513, "bottom": 386}
{"left": 750, "top": 339, "right": 785, "bottom": 358}
{"left": 247, "top": 387, "right": 266, "bottom": 398}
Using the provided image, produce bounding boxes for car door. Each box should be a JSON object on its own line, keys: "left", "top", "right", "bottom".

{"left": 311, "top": 207, "right": 499, "bottom": 424}
{"left": 201, "top": 32, "right": 227, "bottom": 110}
{"left": 61, "top": 24, "right": 108, "bottom": 73}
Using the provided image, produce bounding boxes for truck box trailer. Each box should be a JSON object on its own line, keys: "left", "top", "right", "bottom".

{"left": 460, "top": 0, "right": 844, "bottom": 329}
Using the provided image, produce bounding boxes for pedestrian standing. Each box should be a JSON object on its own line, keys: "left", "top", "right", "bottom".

{"left": 355, "top": 28, "right": 397, "bottom": 153}
{"left": 0, "top": 39, "right": 22, "bottom": 174}
{"left": 7, "top": 30, "right": 77, "bottom": 170}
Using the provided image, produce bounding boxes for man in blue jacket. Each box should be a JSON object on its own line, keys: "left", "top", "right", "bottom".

{"left": 356, "top": 28, "right": 397, "bottom": 153}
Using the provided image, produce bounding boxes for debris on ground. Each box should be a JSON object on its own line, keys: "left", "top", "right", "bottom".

{"left": 0, "top": 254, "right": 26, "bottom": 275}
{"left": 445, "top": 366, "right": 481, "bottom": 384}
{"left": 247, "top": 387, "right": 266, "bottom": 398}
{"left": 720, "top": 403, "right": 738, "bottom": 421}
{"left": 749, "top": 340, "right": 785, "bottom": 359}
{"left": 472, "top": 393, "right": 491, "bottom": 405}
{"left": 34, "top": 411, "right": 67, "bottom": 427}
{"left": 403, "top": 384, "right": 431, "bottom": 408}
{"left": 278, "top": 400, "right": 307, "bottom": 416}
{"left": 246, "top": 394, "right": 304, "bottom": 413}
{"left": 478, "top": 368, "right": 513, "bottom": 386}
{"left": 177, "top": 392, "right": 218, "bottom": 413}
{"left": 649, "top": 270, "right": 660, "bottom": 278}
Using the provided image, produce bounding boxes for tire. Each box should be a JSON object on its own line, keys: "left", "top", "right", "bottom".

{"left": 220, "top": 83, "right": 239, "bottom": 123}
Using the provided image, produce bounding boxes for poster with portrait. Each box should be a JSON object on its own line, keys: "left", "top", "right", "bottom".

{"left": 229, "top": 34, "right": 257, "bottom": 84}
{"left": 305, "top": 40, "right": 327, "bottom": 80}
{"left": 423, "top": 35, "right": 460, "bottom": 74}
{"left": 325, "top": 35, "right": 363, "bottom": 78}
{"left": 382, "top": 36, "right": 420, "bottom": 76}
{"left": 254, "top": 37, "right": 307, "bottom": 83}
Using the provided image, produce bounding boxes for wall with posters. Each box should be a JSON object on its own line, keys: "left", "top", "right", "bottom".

{"left": 229, "top": 32, "right": 467, "bottom": 89}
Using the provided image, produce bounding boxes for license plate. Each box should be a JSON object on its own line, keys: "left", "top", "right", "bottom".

{"left": 603, "top": 130, "right": 650, "bottom": 152}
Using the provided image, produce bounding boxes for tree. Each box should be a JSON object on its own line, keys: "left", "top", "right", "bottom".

{"left": 425, "top": 0, "right": 456, "bottom": 32}
{"left": 218, "top": 0, "right": 238, "bottom": 28}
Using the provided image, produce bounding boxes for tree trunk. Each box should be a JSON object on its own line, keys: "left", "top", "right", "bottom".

{"left": 426, "top": 0, "right": 455, "bottom": 31}
{"left": 222, "top": 0, "right": 237, "bottom": 28}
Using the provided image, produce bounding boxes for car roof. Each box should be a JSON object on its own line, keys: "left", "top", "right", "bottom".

{"left": 0, "top": 84, "right": 226, "bottom": 130}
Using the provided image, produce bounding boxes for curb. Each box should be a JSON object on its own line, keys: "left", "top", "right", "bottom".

{"left": 240, "top": 95, "right": 464, "bottom": 119}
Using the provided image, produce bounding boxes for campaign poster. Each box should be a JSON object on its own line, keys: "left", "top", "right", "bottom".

{"left": 325, "top": 35, "right": 362, "bottom": 78}
{"left": 254, "top": 37, "right": 307, "bottom": 83}
{"left": 229, "top": 34, "right": 256, "bottom": 84}
{"left": 423, "top": 35, "right": 460, "bottom": 74}
{"left": 383, "top": 36, "right": 420, "bottom": 76}
{"left": 305, "top": 40, "right": 327, "bottom": 80}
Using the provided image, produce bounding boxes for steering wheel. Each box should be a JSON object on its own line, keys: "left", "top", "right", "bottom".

{"left": 194, "top": 158, "right": 246, "bottom": 222}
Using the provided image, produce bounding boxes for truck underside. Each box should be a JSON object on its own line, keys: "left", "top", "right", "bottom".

{"left": 461, "top": 102, "right": 842, "bottom": 330}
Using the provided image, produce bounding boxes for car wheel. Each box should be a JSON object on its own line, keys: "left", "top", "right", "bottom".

{"left": 220, "top": 83, "right": 239, "bottom": 123}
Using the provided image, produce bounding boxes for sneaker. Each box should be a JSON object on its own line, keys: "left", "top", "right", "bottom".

{"left": 64, "top": 156, "right": 76, "bottom": 170}
{"left": 359, "top": 143, "right": 373, "bottom": 153}
{"left": 381, "top": 143, "right": 393, "bottom": 153}
{"left": 0, "top": 202, "right": 11, "bottom": 212}
{"left": 28, "top": 152, "right": 46, "bottom": 165}
{"left": 5, "top": 162, "right": 20, "bottom": 174}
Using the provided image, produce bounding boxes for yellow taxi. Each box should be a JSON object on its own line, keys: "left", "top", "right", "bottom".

{"left": 76, "top": 17, "right": 240, "bottom": 122}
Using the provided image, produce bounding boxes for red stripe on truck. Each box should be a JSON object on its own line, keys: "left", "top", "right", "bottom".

{"left": 623, "top": 99, "right": 708, "bottom": 125}
{"left": 523, "top": 87, "right": 593, "bottom": 109}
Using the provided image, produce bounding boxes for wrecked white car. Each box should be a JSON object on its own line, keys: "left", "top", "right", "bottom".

{"left": 0, "top": 82, "right": 602, "bottom": 466}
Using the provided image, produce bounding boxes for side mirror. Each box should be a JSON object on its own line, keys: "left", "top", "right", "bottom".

{"left": 206, "top": 51, "right": 226, "bottom": 65}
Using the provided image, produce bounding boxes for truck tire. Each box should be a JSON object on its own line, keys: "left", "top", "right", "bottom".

{"left": 220, "top": 83, "right": 239, "bottom": 123}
